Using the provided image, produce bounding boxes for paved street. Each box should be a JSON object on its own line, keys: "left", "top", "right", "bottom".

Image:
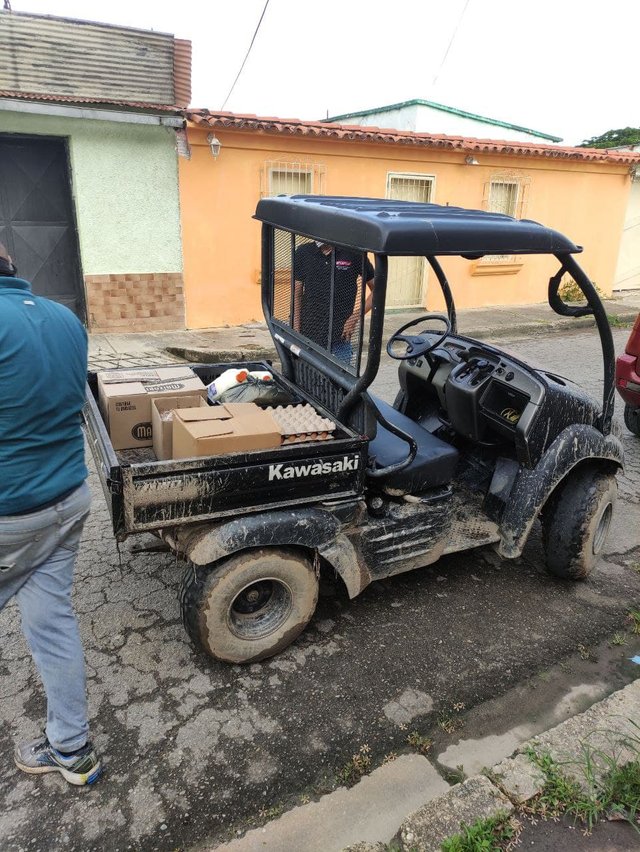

{"left": 1, "top": 328, "right": 639, "bottom": 852}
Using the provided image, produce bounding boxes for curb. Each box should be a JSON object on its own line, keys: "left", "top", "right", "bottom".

{"left": 165, "top": 345, "right": 277, "bottom": 363}
{"left": 165, "top": 313, "right": 637, "bottom": 364}
{"left": 343, "top": 678, "right": 640, "bottom": 852}
{"left": 462, "top": 310, "right": 637, "bottom": 341}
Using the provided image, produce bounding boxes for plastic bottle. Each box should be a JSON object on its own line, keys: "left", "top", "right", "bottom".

{"left": 248, "top": 370, "right": 273, "bottom": 382}
{"left": 207, "top": 369, "right": 248, "bottom": 402}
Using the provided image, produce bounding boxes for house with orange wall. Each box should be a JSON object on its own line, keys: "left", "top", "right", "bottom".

{"left": 178, "top": 111, "right": 640, "bottom": 330}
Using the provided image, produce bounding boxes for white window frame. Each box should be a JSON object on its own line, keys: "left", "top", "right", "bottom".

{"left": 385, "top": 171, "right": 437, "bottom": 201}
{"left": 385, "top": 172, "right": 436, "bottom": 308}
{"left": 477, "top": 172, "right": 531, "bottom": 269}
{"left": 261, "top": 161, "right": 326, "bottom": 198}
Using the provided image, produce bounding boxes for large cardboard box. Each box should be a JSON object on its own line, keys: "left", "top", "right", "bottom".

{"left": 173, "top": 403, "right": 282, "bottom": 458}
{"left": 98, "top": 367, "right": 207, "bottom": 451}
{"left": 151, "top": 395, "right": 208, "bottom": 461}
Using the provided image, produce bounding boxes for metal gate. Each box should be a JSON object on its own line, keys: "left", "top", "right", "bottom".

{"left": 0, "top": 134, "right": 85, "bottom": 320}
{"left": 386, "top": 173, "right": 435, "bottom": 307}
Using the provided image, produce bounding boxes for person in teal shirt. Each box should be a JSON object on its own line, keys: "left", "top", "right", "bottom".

{"left": 0, "top": 243, "right": 101, "bottom": 785}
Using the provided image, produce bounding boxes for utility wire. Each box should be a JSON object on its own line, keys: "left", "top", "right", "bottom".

{"left": 432, "top": 0, "right": 471, "bottom": 87}
{"left": 220, "top": 0, "right": 270, "bottom": 111}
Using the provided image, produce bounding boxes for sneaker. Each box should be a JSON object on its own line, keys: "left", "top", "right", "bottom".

{"left": 14, "top": 736, "right": 102, "bottom": 786}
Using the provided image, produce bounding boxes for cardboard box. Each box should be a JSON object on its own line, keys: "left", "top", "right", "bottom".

{"left": 152, "top": 395, "right": 208, "bottom": 461}
{"left": 98, "top": 367, "right": 207, "bottom": 451}
{"left": 173, "top": 403, "right": 282, "bottom": 458}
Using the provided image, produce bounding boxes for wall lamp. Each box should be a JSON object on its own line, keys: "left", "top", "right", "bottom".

{"left": 465, "top": 155, "right": 479, "bottom": 166}
{"left": 207, "top": 133, "right": 222, "bottom": 158}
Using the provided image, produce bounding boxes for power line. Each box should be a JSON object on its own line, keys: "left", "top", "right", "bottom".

{"left": 432, "top": 0, "right": 471, "bottom": 87}
{"left": 220, "top": 0, "right": 270, "bottom": 111}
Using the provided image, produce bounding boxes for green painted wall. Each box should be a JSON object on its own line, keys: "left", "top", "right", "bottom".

{"left": 0, "top": 110, "right": 182, "bottom": 274}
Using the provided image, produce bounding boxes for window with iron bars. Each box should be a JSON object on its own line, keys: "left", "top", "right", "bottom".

{"left": 479, "top": 173, "right": 531, "bottom": 267}
{"left": 386, "top": 172, "right": 435, "bottom": 307}
{"left": 261, "top": 161, "right": 326, "bottom": 198}
{"left": 261, "top": 161, "right": 328, "bottom": 279}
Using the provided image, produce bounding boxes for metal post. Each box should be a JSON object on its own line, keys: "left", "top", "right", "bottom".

{"left": 338, "top": 255, "right": 388, "bottom": 422}
{"left": 557, "top": 254, "right": 615, "bottom": 435}
{"left": 426, "top": 255, "right": 458, "bottom": 333}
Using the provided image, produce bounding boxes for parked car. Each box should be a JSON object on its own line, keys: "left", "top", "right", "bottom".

{"left": 615, "top": 312, "right": 640, "bottom": 436}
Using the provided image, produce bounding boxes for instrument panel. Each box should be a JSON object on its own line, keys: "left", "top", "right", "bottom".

{"left": 402, "top": 335, "right": 545, "bottom": 448}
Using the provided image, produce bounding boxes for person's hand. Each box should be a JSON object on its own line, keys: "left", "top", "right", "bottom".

{"left": 342, "top": 314, "right": 358, "bottom": 340}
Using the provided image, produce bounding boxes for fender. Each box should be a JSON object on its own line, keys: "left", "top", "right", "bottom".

{"left": 164, "top": 504, "right": 370, "bottom": 599}
{"left": 498, "top": 424, "right": 623, "bottom": 558}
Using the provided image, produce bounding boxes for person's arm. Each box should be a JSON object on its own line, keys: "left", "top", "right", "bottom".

{"left": 342, "top": 258, "right": 375, "bottom": 340}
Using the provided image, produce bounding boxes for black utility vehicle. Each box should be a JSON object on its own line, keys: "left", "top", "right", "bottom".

{"left": 85, "top": 196, "right": 624, "bottom": 664}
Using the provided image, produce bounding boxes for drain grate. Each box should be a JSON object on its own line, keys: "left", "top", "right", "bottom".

{"left": 88, "top": 351, "right": 183, "bottom": 371}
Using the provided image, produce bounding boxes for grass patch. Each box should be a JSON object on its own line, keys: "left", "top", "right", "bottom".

{"left": 441, "top": 812, "right": 522, "bottom": 851}
{"left": 257, "top": 804, "right": 284, "bottom": 821}
{"left": 438, "top": 703, "right": 466, "bottom": 735}
{"left": 443, "top": 764, "right": 467, "bottom": 785}
{"left": 406, "top": 731, "right": 433, "bottom": 755}
{"left": 577, "top": 642, "right": 594, "bottom": 661}
{"left": 558, "top": 278, "right": 605, "bottom": 303}
{"left": 607, "top": 313, "right": 631, "bottom": 328}
{"left": 335, "top": 744, "right": 371, "bottom": 787}
{"left": 609, "top": 632, "right": 627, "bottom": 647}
{"left": 525, "top": 722, "right": 640, "bottom": 833}
{"left": 628, "top": 609, "right": 640, "bottom": 634}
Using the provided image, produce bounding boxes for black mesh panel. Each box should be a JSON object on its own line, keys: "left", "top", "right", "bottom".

{"left": 271, "top": 228, "right": 371, "bottom": 375}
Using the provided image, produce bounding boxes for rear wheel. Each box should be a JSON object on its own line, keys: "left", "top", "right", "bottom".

{"left": 624, "top": 403, "right": 640, "bottom": 437}
{"left": 541, "top": 466, "right": 617, "bottom": 580}
{"left": 180, "top": 548, "right": 318, "bottom": 663}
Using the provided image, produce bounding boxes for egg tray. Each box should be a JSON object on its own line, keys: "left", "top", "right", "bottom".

{"left": 269, "top": 404, "right": 337, "bottom": 445}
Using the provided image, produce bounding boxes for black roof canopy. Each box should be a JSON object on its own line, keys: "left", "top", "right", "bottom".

{"left": 254, "top": 196, "right": 582, "bottom": 256}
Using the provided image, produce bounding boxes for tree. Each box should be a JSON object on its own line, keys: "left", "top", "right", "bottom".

{"left": 578, "top": 127, "right": 640, "bottom": 149}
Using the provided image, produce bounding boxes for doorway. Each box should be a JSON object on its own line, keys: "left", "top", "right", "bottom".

{"left": 0, "top": 134, "right": 85, "bottom": 320}
{"left": 386, "top": 173, "right": 435, "bottom": 308}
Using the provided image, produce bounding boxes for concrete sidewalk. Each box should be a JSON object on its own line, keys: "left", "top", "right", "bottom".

{"left": 208, "top": 679, "right": 640, "bottom": 852}
{"left": 88, "top": 292, "right": 640, "bottom": 370}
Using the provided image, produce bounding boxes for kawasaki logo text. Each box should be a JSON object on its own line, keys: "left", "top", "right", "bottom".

{"left": 269, "top": 455, "right": 359, "bottom": 481}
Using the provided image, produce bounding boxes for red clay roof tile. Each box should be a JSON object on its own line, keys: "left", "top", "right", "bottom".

{"left": 0, "top": 90, "right": 181, "bottom": 112}
{"left": 185, "top": 109, "right": 640, "bottom": 164}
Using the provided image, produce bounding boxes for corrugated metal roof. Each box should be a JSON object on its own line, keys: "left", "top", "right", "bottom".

{"left": 173, "top": 39, "right": 192, "bottom": 109}
{"left": 0, "top": 10, "right": 187, "bottom": 108}
{"left": 186, "top": 110, "right": 640, "bottom": 165}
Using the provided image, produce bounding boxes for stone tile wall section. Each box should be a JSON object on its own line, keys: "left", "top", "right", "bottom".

{"left": 85, "top": 272, "right": 185, "bottom": 332}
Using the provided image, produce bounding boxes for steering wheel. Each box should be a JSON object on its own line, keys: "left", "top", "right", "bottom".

{"left": 386, "top": 313, "right": 452, "bottom": 361}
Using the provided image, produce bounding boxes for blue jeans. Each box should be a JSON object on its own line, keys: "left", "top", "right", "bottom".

{"left": 332, "top": 339, "right": 353, "bottom": 364}
{"left": 0, "top": 482, "right": 91, "bottom": 752}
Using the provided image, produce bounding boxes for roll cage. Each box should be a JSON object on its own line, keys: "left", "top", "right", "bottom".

{"left": 255, "top": 196, "right": 616, "bottom": 440}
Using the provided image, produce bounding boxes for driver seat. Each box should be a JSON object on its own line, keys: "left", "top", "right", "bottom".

{"left": 367, "top": 397, "right": 459, "bottom": 493}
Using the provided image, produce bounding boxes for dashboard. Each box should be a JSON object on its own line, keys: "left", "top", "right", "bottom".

{"left": 398, "top": 331, "right": 600, "bottom": 468}
{"left": 400, "top": 334, "right": 547, "bottom": 459}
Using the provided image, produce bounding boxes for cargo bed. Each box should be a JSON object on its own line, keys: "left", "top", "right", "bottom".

{"left": 84, "top": 362, "right": 367, "bottom": 540}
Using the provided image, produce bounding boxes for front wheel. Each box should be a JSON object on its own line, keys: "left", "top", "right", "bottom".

{"left": 624, "top": 404, "right": 640, "bottom": 437}
{"left": 180, "top": 547, "right": 319, "bottom": 664}
{"left": 541, "top": 466, "right": 617, "bottom": 580}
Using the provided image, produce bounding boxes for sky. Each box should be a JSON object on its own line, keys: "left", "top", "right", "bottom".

{"left": 10, "top": 0, "right": 640, "bottom": 145}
